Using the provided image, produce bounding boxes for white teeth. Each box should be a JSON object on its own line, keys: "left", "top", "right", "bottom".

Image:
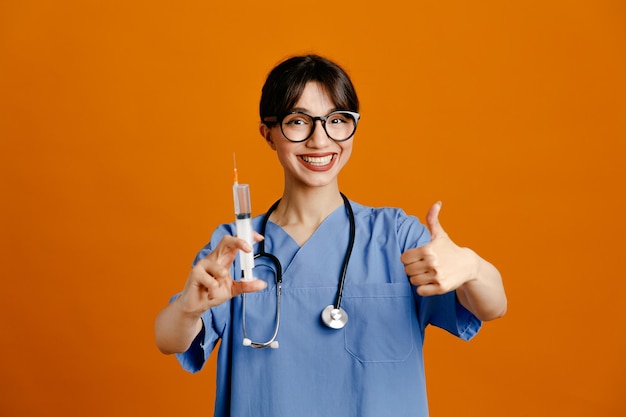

{"left": 301, "top": 155, "right": 333, "bottom": 166}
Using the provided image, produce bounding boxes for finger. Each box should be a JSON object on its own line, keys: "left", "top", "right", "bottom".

{"left": 405, "top": 262, "right": 436, "bottom": 278}
{"left": 195, "top": 257, "right": 234, "bottom": 285}
{"left": 401, "top": 245, "right": 438, "bottom": 266}
{"left": 408, "top": 270, "right": 435, "bottom": 287}
{"left": 223, "top": 235, "right": 253, "bottom": 252}
{"left": 195, "top": 256, "right": 230, "bottom": 278}
{"left": 400, "top": 246, "right": 427, "bottom": 265}
{"left": 211, "top": 235, "right": 251, "bottom": 267}
{"left": 229, "top": 233, "right": 263, "bottom": 259}
{"left": 231, "top": 279, "right": 268, "bottom": 297}
{"left": 198, "top": 236, "right": 245, "bottom": 263}
{"left": 415, "top": 283, "right": 442, "bottom": 297}
{"left": 192, "top": 254, "right": 226, "bottom": 276}
{"left": 426, "top": 201, "right": 447, "bottom": 240}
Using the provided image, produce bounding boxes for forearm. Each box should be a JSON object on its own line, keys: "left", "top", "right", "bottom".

{"left": 154, "top": 297, "right": 204, "bottom": 355}
{"left": 456, "top": 249, "right": 507, "bottom": 321}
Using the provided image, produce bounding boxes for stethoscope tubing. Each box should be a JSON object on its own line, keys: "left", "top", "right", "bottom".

{"left": 241, "top": 193, "right": 355, "bottom": 348}
{"left": 242, "top": 282, "right": 281, "bottom": 349}
{"left": 333, "top": 193, "right": 355, "bottom": 310}
{"left": 241, "top": 198, "right": 283, "bottom": 349}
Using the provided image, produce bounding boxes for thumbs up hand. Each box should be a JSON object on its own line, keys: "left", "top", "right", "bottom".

{"left": 401, "top": 202, "right": 480, "bottom": 297}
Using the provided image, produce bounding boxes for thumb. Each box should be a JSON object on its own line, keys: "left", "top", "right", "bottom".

{"left": 231, "top": 279, "right": 268, "bottom": 298}
{"left": 426, "top": 201, "right": 446, "bottom": 239}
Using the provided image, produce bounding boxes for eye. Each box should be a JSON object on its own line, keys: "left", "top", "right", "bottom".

{"left": 284, "top": 114, "right": 311, "bottom": 126}
{"left": 328, "top": 113, "right": 350, "bottom": 124}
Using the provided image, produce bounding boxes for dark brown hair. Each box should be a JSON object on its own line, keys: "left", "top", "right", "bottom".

{"left": 260, "top": 54, "right": 360, "bottom": 123}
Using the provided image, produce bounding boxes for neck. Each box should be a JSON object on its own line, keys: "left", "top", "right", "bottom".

{"left": 271, "top": 185, "right": 344, "bottom": 230}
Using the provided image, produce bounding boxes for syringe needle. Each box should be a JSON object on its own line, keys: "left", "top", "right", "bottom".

{"left": 233, "top": 152, "right": 238, "bottom": 184}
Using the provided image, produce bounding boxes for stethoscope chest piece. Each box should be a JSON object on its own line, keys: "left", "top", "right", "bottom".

{"left": 321, "top": 305, "right": 348, "bottom": 329}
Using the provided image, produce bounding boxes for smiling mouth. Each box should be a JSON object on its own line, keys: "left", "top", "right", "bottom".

{"left": 300, "top": 155, "right": 334, "bottom": 166}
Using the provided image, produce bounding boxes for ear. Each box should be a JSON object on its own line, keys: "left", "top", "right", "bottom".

{"left": 259, "top": 123, "right": 276, "bottom": 150}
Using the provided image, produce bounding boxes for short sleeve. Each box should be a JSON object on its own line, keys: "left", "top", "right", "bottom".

{"left": 174, "top": 307, "right": 224, "bottom": 373}
{"left": 417, "top": 291, "right": 482, "bottom": 340}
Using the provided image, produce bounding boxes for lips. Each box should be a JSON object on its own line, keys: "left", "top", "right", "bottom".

{"left": 298, "top": 153, "right": 336, "bottom": 171}
{"left": 300, "top": 154, "right": 334, "bottom": 166}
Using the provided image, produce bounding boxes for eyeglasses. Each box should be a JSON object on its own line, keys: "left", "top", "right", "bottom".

{"left": 264, "top": 111, "right": 360, "bottom": 143}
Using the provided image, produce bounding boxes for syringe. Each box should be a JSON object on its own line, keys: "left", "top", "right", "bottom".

{"left": 233, "top": 157, "right": 255, "bottom": 282}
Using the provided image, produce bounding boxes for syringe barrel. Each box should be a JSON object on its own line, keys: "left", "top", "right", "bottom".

{"left": 233, "top": 184, "right": 251, "bottom": 215}
{"left": 233, "top": 183, "right": 254, "bottom": 281}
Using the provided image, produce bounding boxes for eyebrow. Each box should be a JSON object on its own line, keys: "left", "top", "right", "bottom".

{"left": 290, "top": 107, "right": 340, "bottom": 114}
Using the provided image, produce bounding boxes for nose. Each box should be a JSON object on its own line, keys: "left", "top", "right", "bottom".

{"left": 307, "top": 119, "right": 332, "bottom": 147}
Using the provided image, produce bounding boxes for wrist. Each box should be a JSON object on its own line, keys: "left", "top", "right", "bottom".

{"left": 173, "top": 295, "right": 205, "bottom": 322}
{"left": 463, "top": 247, "right": 481, "bottom": 283}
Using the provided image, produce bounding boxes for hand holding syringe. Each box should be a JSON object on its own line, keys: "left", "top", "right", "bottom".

{"left": 233, "top": 157, "right": 255, "bottom": 281}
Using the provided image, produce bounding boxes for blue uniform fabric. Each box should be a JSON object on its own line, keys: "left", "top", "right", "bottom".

{"left": 175, "top": 200, "right": 481, "bottom": 417}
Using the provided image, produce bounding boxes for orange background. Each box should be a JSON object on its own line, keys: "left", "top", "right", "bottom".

{"left": 1, "top": 0, "right": 625, "bottom": 416}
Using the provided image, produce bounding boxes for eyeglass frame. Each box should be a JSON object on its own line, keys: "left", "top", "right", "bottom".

{"left": 263, "top": 110, "right": 361, "bottom": 143}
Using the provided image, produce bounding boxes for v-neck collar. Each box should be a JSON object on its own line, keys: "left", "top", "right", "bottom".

{"left": 267, "top": 202, "right": 346, "bottom": 249}
{"left": 263, "top": 203, "right": 350, "bottom": 287}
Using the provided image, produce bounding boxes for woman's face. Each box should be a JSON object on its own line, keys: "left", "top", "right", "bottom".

{"left": 260, "top": 81, "right": 354, "bottom": 190}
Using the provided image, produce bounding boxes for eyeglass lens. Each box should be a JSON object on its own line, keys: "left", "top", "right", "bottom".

{"left": 281, "top": 112, "right": 357, "bottom": 142}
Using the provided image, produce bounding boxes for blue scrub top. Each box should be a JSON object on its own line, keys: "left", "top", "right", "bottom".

{"left": 175, "top": 200, "right": 481, "bottom": 417}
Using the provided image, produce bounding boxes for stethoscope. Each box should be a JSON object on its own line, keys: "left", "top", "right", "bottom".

{"left": 242, "top": 193, "right": 355, "bottom": 349}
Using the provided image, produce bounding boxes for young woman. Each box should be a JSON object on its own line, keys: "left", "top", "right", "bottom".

{"left": 155, "top": 54, "right": 507, "bottom": 417}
